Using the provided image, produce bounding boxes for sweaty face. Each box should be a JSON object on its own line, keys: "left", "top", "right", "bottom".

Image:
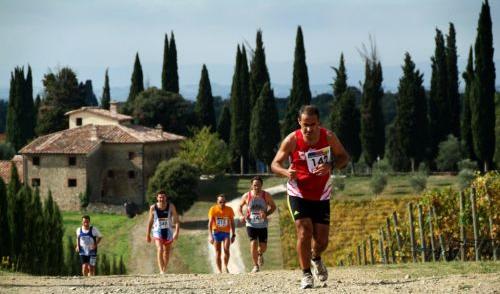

{"left": 298, "top": 113, "right": 320, "bottom": 141}
{"left": 251, "top": 180, "right": 263, "bottom": 193}
{"left": 157, "top": 193, "right": 167, "bottom": 204}
{"left": 217, "top": 197, "right": 226, "bottom": 208}
{"left": 82, "top": 218, "right": 90, "bottom": 228}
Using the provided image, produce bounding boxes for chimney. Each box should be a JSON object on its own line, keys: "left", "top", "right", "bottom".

{"left": 110, "top": 101, "right": 118, "bottom": 114}
{"left": 155, "top": 124, "right": 163, "bottom": 136}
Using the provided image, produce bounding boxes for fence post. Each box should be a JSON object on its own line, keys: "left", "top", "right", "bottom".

{"left": 369, "top": 235, "right": 375, "bottom": 265}
{"left": 357, "top": 245, "right": 362, "bottom": 265}
{"left": 459, "top": 191, "right": 466, "bottom": 261}
{"left": 363, "top": 240, "right": 367, "bottom": 265}
{"left": 486, "top": 192, "right": 497, "bottom": 261}
{"left": 408, "top": 203, "right": 417, "bottom": 262}
{"left": 428, "top": 209, "right": 436, "bottom": 262}
{"left": 431, "top": 206, "right": 447, "bottom": 261}
{"left": 392, "top": 212, "right": 403, "bottom": 261}
{"left": 379, "top": 228, "right": 387, "bottom": 264}
{"left": 386, "top": 217, "right": 396, "bottom": 263}
{"left": 470, "top": 188, "right": 480, "bottom": 261}
{"left": 418, "top": 204, "right": 427, "bottom": 262}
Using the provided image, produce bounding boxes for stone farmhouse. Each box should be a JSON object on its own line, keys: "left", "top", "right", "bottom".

{"left": 16, "top": 102, "right": 184, "bottom": 210}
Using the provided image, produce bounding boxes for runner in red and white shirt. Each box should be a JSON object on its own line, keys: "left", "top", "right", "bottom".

{"left": 272, "top": 105, "right": 349, "bottom": 289}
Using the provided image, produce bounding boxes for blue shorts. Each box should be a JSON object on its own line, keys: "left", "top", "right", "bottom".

{"left": 212, "top": 231, "right": 230, "bottom": 242}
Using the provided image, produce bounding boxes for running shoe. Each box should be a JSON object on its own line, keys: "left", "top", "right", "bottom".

{"left": 311, "top": 259, "right": 328, "bottom": 282}
{"left": 300, "top": 272, "right": 314, "bottom": 289}
{"left": 251, "top": 265, "right": 259, "bottom": 273}
{"left": 257, "top": 254, "right": 264, "bottom": 266}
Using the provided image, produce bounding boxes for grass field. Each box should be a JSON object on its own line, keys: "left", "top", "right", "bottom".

{"left": 62, "top": 211, "right": 141, "bottom": 265}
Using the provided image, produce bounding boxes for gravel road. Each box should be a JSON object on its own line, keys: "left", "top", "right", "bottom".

{"left": 1, "top": 267, "right": 498, "bottom": 293}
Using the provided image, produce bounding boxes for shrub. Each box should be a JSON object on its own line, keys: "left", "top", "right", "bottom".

{"left": 372, "top": 158, "right": 391, "bottom": 174}
{"left": 332, "top": 175, "right": 345, "bottom": 191}
{"left": 147, "top": 158, "right": 200, "bottom": 215}
{"left": 0, "top": 142, "right": 15, "bottom": 160}
{"left": 418, "top": 162, "right": 430, "bottom": 175}
{"left": 178, "top": 126, "right": 231, "bottom": 175}
{"left": 457, "top": 169, "right": 476, "bottom": 191}
{"left": 457, "top": 159, "right": 478, "bottom": 171}
{"left": 436, "top": 135, "right": 461, "bottom": 171}
{"left": 370, "top": 172, "right": 387, "bottom": 195}
{"left": 409, "top": 172, "right": 427, "bottom": 194}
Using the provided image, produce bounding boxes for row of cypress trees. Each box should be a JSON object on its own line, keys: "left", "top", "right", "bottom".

{"left": 0, "top": 165, "right": 65, "bottom": 275}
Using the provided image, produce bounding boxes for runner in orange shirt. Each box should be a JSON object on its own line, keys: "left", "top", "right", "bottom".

{"left": 208, "top": 194, "right": 236, "bottom": 273}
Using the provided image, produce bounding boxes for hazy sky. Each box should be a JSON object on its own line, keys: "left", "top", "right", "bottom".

{"left": 0, "top": 0, "right": 498, "bottom": 98}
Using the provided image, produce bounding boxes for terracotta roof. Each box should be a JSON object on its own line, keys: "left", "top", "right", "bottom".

{"left": 0, "top": 155, "right": 24, "bottom": 183}
{"left": 19, "top": 124, "right": 185, "bottom": 154}
{"left": 65, "top": 107, "right": 132, "bottom": 122}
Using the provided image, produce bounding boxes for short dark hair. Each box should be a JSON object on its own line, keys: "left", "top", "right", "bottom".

{"left": 82, "top": 215, "right": 90, "bottom": 221}
{"left": 251, "top": 176, "right": 263, "bottom": 184}
{"left": 216, "top": 194, "right": 226, "bottom": 200}
{"left": 157, "top": 190, "right": 167, "bottom": 196}
{"left": 298, "top": 105, "right": 320, "bottom": 119}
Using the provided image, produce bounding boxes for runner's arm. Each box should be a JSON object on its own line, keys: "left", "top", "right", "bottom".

{"left": 146, "top": 205, "right": 154, "bottom": 242}
{"left": 265, "top": 192, "right": 277, "bottom": 217}
{"left": 171, "top": 204, "right": 180, "bottom": 240}
{"left": 208, "top": 215, "right": 214, "bottom": 244}
{"left": 327, "top": 130, "right": 350, "bottom": 169}
{"left": 238, "top": 194, "right": 248, "bottom": 221}
{"left": 271, "top": 133, "right": 296, "bottom": 180}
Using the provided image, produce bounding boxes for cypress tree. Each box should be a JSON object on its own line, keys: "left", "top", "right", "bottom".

{"left": 166, "top": 32, "right": 179, "bottom": 93}
{"left": 127, "top": 53, "right": 144, "bottom": 108}
{"left": 18, "top": 186, "right": 34, "bottom": 273}
{"left": 390, "top": 53, "right": 427, "bottom": 171}
{"left": 11, "top": 187, "right": 28, "bottom": 269}
{"left": 30, "top": 188, "right": 46, "bottom": 274}
{"left": 446, "top": 23, "right": 460, "bottom": 138}
{"left": 34, "top": 94, "right": 41, "bottom": 122}
{"left": 101, "top": 69, "right": 111, "bottom": 109}
{"left": 24, "top": 66, "right": 36, "bottom": 142}
{"left": 0, "top": 179, "right": 10, "bottom": 260}
{"left": 229, "top": 45, "right": 250, "bottom": 173}
{"left": 65, "top": 236, "right": 80, "bottom": 275}
{"left": 7, "top": 163, "right": 20, "bottom": 258}
{"left": 216, "top": 104, "right": 231, "bottom": 144}
{"left": 461, "top": 47, "right": 476, "bottom": 160}
{"left": 471, "top": 0, "right": 496, "bottom": 171}
{"left": 195, "top": 64, "right": 216, "bottom": 131}
{"left": 249, "top": 30, "right": 271, "bottom": 109}
{"left": 330, "top": 53, "right": 347, "bottom": 134}
{"left": 335, "top": 89, "right": 361, "bottom": 166}
{"left": 428, "top": 29, "right": 450, "bottom": 162}
{"left": 250, "top": 82, "right": 281, "bottom": 167}
{"left": 161, "top": 33, "right": 170, "bottom": 91}
{"left": 6, "top": 67, "right": 26, "bottom": 151}
{"left": 360, "top": 57, "right": 385, "bottom": 167}
{"left": 79, "top": 80, "right": 98, "bottom": 106}
{"left": 239, "top": 46, "right": 251, "bottom": 172}
{"left": 44, "top": 191, "right": 65, "bottom": 275}
{"left": 414, "top": 67, "right": 428, "bottom": 165}
{"left": 282, "top": 26, "right": 312, "bottom": 136}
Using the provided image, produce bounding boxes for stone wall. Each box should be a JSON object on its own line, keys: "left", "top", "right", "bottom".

{"left": 23, "top": 154, "right": 87, "bottom": 210}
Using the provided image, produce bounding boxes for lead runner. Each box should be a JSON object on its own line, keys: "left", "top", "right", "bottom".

{"left": 271, "top": 105, "right": 349, "bottom": 289}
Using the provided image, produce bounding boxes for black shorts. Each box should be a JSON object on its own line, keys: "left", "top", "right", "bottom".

{"left": 287, "top": 195, "right": 330, "bottom": 225}
{"left": 246, "top": 227, "right": 268, "bottom": 243}
{"left": 80, "top": 255, "right": 97, "bottom": 266}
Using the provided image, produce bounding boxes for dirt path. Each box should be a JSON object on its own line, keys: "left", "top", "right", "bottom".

{"left": 2, "top": 267, "right": 498, "bottom": 293}
{"left": 127, "top": 213, "right": 156, "bottom": 275}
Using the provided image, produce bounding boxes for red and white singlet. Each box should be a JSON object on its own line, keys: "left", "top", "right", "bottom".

{"left": 286, "top": 128, "right": 332, "bottom": 201}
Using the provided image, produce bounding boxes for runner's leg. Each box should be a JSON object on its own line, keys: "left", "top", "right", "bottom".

{"left": 251, "top": 239, "right": 258, "bottom": 266}
{"left": 214, "top": 241, "right": 222, "bottom": 273}
{"left": 295, "top": 218, "right": 313, "bottom": 270}
{"left": 312, "top": 223, "right": 329, "bottom": 258}
{"left": 223, "top": 237, "right": 231, "bottom": 271}
{"left": 155, "top": 239, "right": 165, "bottom": 273}
{"left": 162, "top": 242, "right": 171, "bottom": 272}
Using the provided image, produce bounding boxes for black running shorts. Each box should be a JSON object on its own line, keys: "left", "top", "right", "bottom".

{"left": 246, "top": 227, "right": 268, "bottom": 243}
{"left": 287, "top": 195, "right": 330, "bottom": 225}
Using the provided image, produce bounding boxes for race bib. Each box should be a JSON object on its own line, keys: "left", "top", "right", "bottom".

{"left": 216, "top": 217, "right": 229, "bottom": 228}
{"left": 305, "top": 146, "right": 331, "bottom": 173}
{"left": 250, "top": 212, "right": 264, "bottom": 224}
{"left": 158, "top": 218, "right": 170, "bottom": 229}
